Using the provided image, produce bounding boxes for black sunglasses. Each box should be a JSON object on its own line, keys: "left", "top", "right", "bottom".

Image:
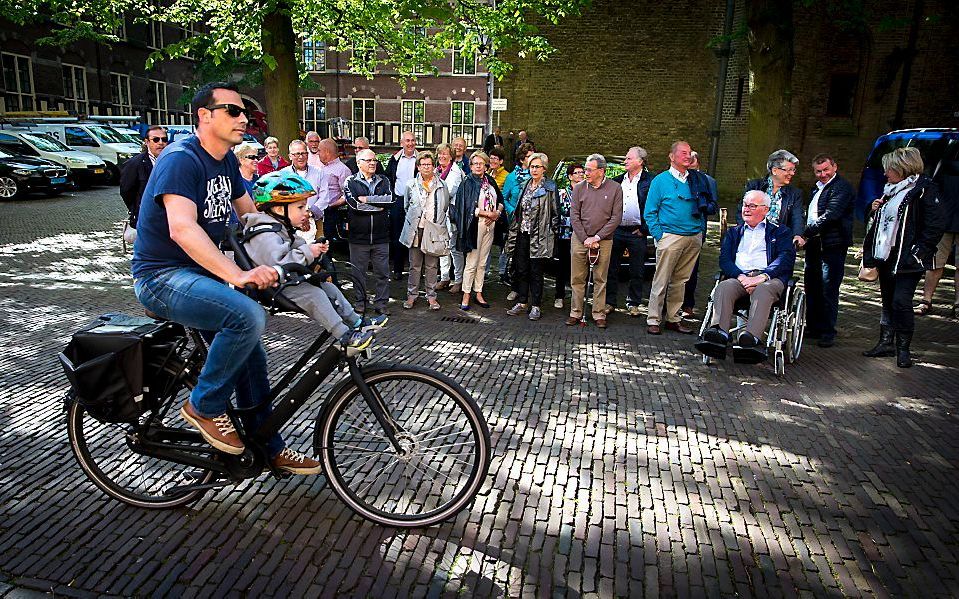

{"left": 204, "top": 103, "right": 250, "bottom": 119}
{"left": 242, "top": 154, "right": 258, "bottom": 160}
{"left": 148, "top": 136, "right": 168, "bottom": 143}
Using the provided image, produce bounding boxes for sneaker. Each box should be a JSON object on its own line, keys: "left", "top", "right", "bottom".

{"left": 435, "top": 280, "right": 450, "bottom": 290}
{"left": 402, "top": 296, "right": 415, "bottom": 310}
{"left": 603, "top": 304, "right": 614, "bottom": 315}
{"left": 528, "top": 306, "right": 542, "bottom": 320}
{"left": 554, "top": 298, "right": 564, "bottom": 309}
{"left": 271, "top": 447, "right": 322, "bottom": 475}
{"left": 359, "top": 313, "right": 389, "bottom": 331}
{"left": 507, "top": 291, "right": 519, "bottom": 301}
{"left": 448, "top": 282, "right": 462, "bottom": 294}
{"left": 506, "top": 302, "right": 527, "bottom": 316}
{"left": 627, "top": 305, "right": 642, "bottom": 317}
{"left": 180, "top": 401, "right": 245, "bottom": 455}
{"left": 340, "top": 329, "right": 375, "bottom": 356}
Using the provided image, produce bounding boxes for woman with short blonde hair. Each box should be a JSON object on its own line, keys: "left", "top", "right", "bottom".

{"left": 257, "top": 136, "right": 289, "bottom": 175}
{"left": 862, "top": 146, "right": 944, "bottom": 367}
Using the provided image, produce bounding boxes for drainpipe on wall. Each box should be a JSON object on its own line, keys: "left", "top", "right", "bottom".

{"left": 707, "top": 0, "right": 736, "bottom": 177}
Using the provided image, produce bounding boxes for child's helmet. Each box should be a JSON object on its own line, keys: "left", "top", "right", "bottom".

{"left": 252, "top": 171, "right": 314, "bottom": 207}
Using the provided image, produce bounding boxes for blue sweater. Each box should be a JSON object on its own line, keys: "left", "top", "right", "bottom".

{"left": 643, "top": 171, "right": 704, "bottom": 240}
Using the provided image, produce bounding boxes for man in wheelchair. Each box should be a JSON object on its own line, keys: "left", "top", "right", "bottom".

{"left": 696, "top": 190, "right": 797, "bottom": 362}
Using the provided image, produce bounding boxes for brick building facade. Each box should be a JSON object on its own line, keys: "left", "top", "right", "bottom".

{"left": 494, "top": 0, "right": 959, "bottom": 199}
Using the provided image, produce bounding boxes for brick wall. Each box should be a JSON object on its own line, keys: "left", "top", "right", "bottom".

{"left": 496, "top": 0, "right": 958, "bottom": 205}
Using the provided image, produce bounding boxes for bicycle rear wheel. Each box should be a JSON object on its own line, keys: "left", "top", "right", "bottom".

{"left": 66, "top": 366, "right": 215, "bottom": 508}
{"left": 315, "top": 365, "right": 491, "bottom": 528}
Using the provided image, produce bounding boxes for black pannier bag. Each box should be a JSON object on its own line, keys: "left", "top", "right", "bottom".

{"left": 59, "top": 313, "right": 185, "bottom": 422}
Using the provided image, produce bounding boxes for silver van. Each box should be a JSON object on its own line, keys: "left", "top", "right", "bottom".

{"left": 28, "top": 123, "right": 143, "bottom": 184}
{"left": 0, "top": 130, "right": 109, "bottom": 187}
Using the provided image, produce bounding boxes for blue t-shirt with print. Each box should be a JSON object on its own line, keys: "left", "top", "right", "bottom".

{"left": 131, "top": 135, "right": 246, "bottom": 278}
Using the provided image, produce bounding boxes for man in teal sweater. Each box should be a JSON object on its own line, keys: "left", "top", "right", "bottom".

{"left": 644, "top": 140, "right": 707, "bottom": 334}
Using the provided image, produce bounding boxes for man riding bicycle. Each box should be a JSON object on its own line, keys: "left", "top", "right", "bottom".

{"left": 131, "top": 81, "right": 321, "bottom": 475}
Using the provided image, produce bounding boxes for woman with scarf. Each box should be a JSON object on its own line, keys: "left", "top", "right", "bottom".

{"left": 862, "top": 147, "right": 945, "bottom": 367}
{"left": 256, "top": 136, "right": 290, "bottom": 176}
{"left": 400, "top": 151, "right": 451, "bottom": 311}
{"left": 436, "top": 143, "right": 466, "bottom": 293}
{"left": 451, "top": 151, "right": 503, "bottom": 311}
{"left": 738, "top": 149, "right": 806, "bottom": 243}
{"left": 505, "top": 152, "right": 559, "bottom": 321}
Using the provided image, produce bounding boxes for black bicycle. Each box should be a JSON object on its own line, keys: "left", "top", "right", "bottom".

{"left": 63, "top": 264, "right": 492, "bottom": 528}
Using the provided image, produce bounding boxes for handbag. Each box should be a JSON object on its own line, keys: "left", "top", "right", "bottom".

{"left": 858, "top": 262, "right": 878, "bottom": 282}
{"left": 419, "top": 191, "right": 450, "bottom": 257}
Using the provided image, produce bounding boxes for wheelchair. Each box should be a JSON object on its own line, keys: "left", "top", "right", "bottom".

{"left": 697, "top": 273, "right": 806, "bottom": 375}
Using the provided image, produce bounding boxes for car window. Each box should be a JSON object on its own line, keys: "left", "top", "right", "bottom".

{"left": 866, "top": 135, "right": 955, "bottom": 175}
{"left": 0, "top": 147, "right": 12, "bottom": 159}
{"left": 66, "top": 127, "right": 97, "bottom": 146}
{"left": 22, "top": 133, "right": 70, "bottom": 152}
{"left": 87, "top": 125, "right": 130, "bottom": 144}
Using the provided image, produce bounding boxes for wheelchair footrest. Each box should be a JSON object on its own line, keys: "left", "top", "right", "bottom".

{"left": 695, "top": 339, "right": 728, "bottom": 360}
{"left": 732, "top": 345, "right": 768, "bottom": 364}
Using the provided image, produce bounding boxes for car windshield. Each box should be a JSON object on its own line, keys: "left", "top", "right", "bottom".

{"left": 22, "top": 133, "right": 70, "bottom": 152}
{"left": 866, "top": 135, "right": 959, "bottom": 176}
{"left": 87, "top": 125, "right": 131, "bottom": 144}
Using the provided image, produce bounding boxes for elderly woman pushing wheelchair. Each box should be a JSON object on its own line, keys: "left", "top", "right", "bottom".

{"left": 696, "top": 190, "right": 796, "bottom": 362}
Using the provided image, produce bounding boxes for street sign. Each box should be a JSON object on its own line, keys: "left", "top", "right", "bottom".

{"left": 491, "top": 98, "right": 508, "bottom": 111}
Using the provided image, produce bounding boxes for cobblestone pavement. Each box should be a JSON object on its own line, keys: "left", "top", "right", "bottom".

{"left": 1, "top": 188, "right": 958, "bottom": 598}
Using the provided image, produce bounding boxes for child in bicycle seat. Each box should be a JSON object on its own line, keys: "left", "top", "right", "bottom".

{"left": 243, "top": 171, "right": 387, "bottom": 353}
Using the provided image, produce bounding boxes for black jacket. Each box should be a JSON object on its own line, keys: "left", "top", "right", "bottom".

{"left": 937, "top": 159, "right": 959, "bottom": 233}
{"left": 612, "top": 170, "right": 652, "bottom": 236}
{"left": 863, "top": 175, "right": 945, "bottom": 274}
{"left": 343, "top": 173, "right": 393, "bottom": 245}
{"left": 119, "top": 151, "right": 153, "bottom": 227}
{"left": 483, "top": 133, "right": 504, "bottom": 154}
{"left": 739, "top": 178, "right": 805, "bottom": 237}
{"left": 451, "top": 173, "right": 504, "bottom": 254}
{"left": 802, "top": 174, "right": 856, "bottom": 248}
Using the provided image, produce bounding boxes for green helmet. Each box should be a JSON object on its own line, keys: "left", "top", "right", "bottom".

{"left": 252, "top": 171, "right": 314, "bottom": 207}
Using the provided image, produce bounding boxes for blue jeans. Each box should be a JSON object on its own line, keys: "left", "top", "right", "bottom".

{"left": 134, "top": 267, "right": 284, "bottom": 457}
{"left": 804, "top": 240, "right": 848, "bottom": 341}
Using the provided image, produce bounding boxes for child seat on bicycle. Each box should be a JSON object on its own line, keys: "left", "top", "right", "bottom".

{"left": 244, "top": 172, "right": 386, "bottom": 354}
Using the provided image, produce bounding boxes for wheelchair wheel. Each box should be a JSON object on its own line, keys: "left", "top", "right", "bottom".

{"left": 787, "top": 289, "right": 806, "bottom": 363}
{"left": 315, "top": 365, "right": 491, "bottom": 528}
{"left": 67, "top": 364, "right": 216, "bottom": 508}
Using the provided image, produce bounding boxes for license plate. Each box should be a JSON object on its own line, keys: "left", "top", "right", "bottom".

{"left": 93, "top": 168, "right": 104, "bottom": 174}
{"left": 51, "top": 177, "right": 67, "bottom": 184}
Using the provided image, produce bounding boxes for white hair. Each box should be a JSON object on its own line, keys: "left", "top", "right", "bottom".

{"left": 742, "top": 189, "right": 770, "bottom": 207}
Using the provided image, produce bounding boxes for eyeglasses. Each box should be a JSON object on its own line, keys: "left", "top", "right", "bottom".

{"left": 572, "top": 171, "right": 585, "bottom": 176}
{"left": 358, "top": 158, "right": 377, "bottom": 163}
{"left": 742, "top": 203, "right": 768, "bottom": 210}
{"left": 148, "top": 136, "right": 168, "bottom": 143}
{"left": 529, "top": 164, "right": 545, "bottom": 169}
{"left": 470, "top": 161, "right": 487, "bottom": 167}
{"left": 290, "top": 151, "right": 308, "bottom": 157}
{"left": 204, "top": 103, "right": 250, "bottom": 119}
{"left": 242, "top": 154, "right": 258, "bottom": 160}
{"left": 774, "top": 166, "right": 797, "bottom": 174}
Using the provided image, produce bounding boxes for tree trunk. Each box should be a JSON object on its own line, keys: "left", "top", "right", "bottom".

{"left": 261, "top": 4, "right": 300, "bottom": 147}
{"left": 745, "top": 0, "right": 794, "bottom": 179}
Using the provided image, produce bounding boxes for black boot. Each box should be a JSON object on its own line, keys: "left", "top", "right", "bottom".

{"left": 896, "top": 332, "right": 913, "bottom": 368}
{"left": 862, "top": 326, "right": 895, "bottom": 357}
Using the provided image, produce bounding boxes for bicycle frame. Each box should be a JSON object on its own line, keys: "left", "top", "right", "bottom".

{"left": 133, "top": 328, "right": 405, "bottom": 488}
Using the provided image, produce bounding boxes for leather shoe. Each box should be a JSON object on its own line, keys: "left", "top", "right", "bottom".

{"left": 664, "top": 321, "right": 694, "bottom": 334}
{"left": 595, "top": 318, "right": 608, "bottom": 329}
{"left": 647, "top": 325, "right": 662, "bottom": 335}
{"left": 565, "top": 316, "right": 580, "bottom": 326}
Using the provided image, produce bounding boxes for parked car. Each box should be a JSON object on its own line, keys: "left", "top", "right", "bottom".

{"left": 857, "top": 128, "right": 959, "bottom": 220}
{"left": 112, "top": 126, "right": 145, "bottom": 147}
{"left": 0, "top": 130, "right": 109, "bottom": 188}
{"left": 26, "top": 123, "right": 142, "bottom": 184}
{"left": 0, "top": 147, "right": 71, "bottom": 200}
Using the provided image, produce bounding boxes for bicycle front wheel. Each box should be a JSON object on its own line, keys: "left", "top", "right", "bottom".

{"left": 315, "top": 365, "right": 491, "bottom": 528}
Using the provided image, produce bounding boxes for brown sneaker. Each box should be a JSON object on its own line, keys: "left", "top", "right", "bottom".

{"left": 272, "top": 448, "right": 322, "bottom": 475}
{"left": 180, "top": 401, "right": 245, "bottom": 455}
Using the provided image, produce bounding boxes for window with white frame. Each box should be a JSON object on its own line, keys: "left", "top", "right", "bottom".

{"left": 401, "top": 100, "right": 425, "bottom": 146}
{"left": 178, "top": 23, "right": 199, "bottom": 59}
{"left": 352, "top": 98, "right": 375, "bottom": 140}
{"left": 302, "top": 97, "right": 326, "bottom": 133}
{"left": 149, "top": 19, "right": 164, "bottom": 50}
{"left": 110, "top": 73, "right": 131, "bottom": 114}
{"left": 450, "top": 101, "right": 475, "bottom": 145}
{"left": 303, "top": 38, "right": 326, "bottom": 72}
{"left": 62, "top": 64, "right": 89, "bottom": 114}
{"left": 1, "top": 53, "right": 35, "bottom": 112}
{"left": 452, "top": 50, "right": 477, "bottom": 75}
{"left": 112, "top": 17, "right": 127, "bottom": 41}
{"left": 149, "top": 79, "right": 169, "bottom": 124}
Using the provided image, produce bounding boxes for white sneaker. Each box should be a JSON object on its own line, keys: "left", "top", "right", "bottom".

{"left": 528, "top": 306, "right": 542, "bottom": 320}
{"left": 507, "top": 291, "right": 519, "bottom": 301}
{"left": 553, "top": 298, "right": 564, "bottom": 309}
